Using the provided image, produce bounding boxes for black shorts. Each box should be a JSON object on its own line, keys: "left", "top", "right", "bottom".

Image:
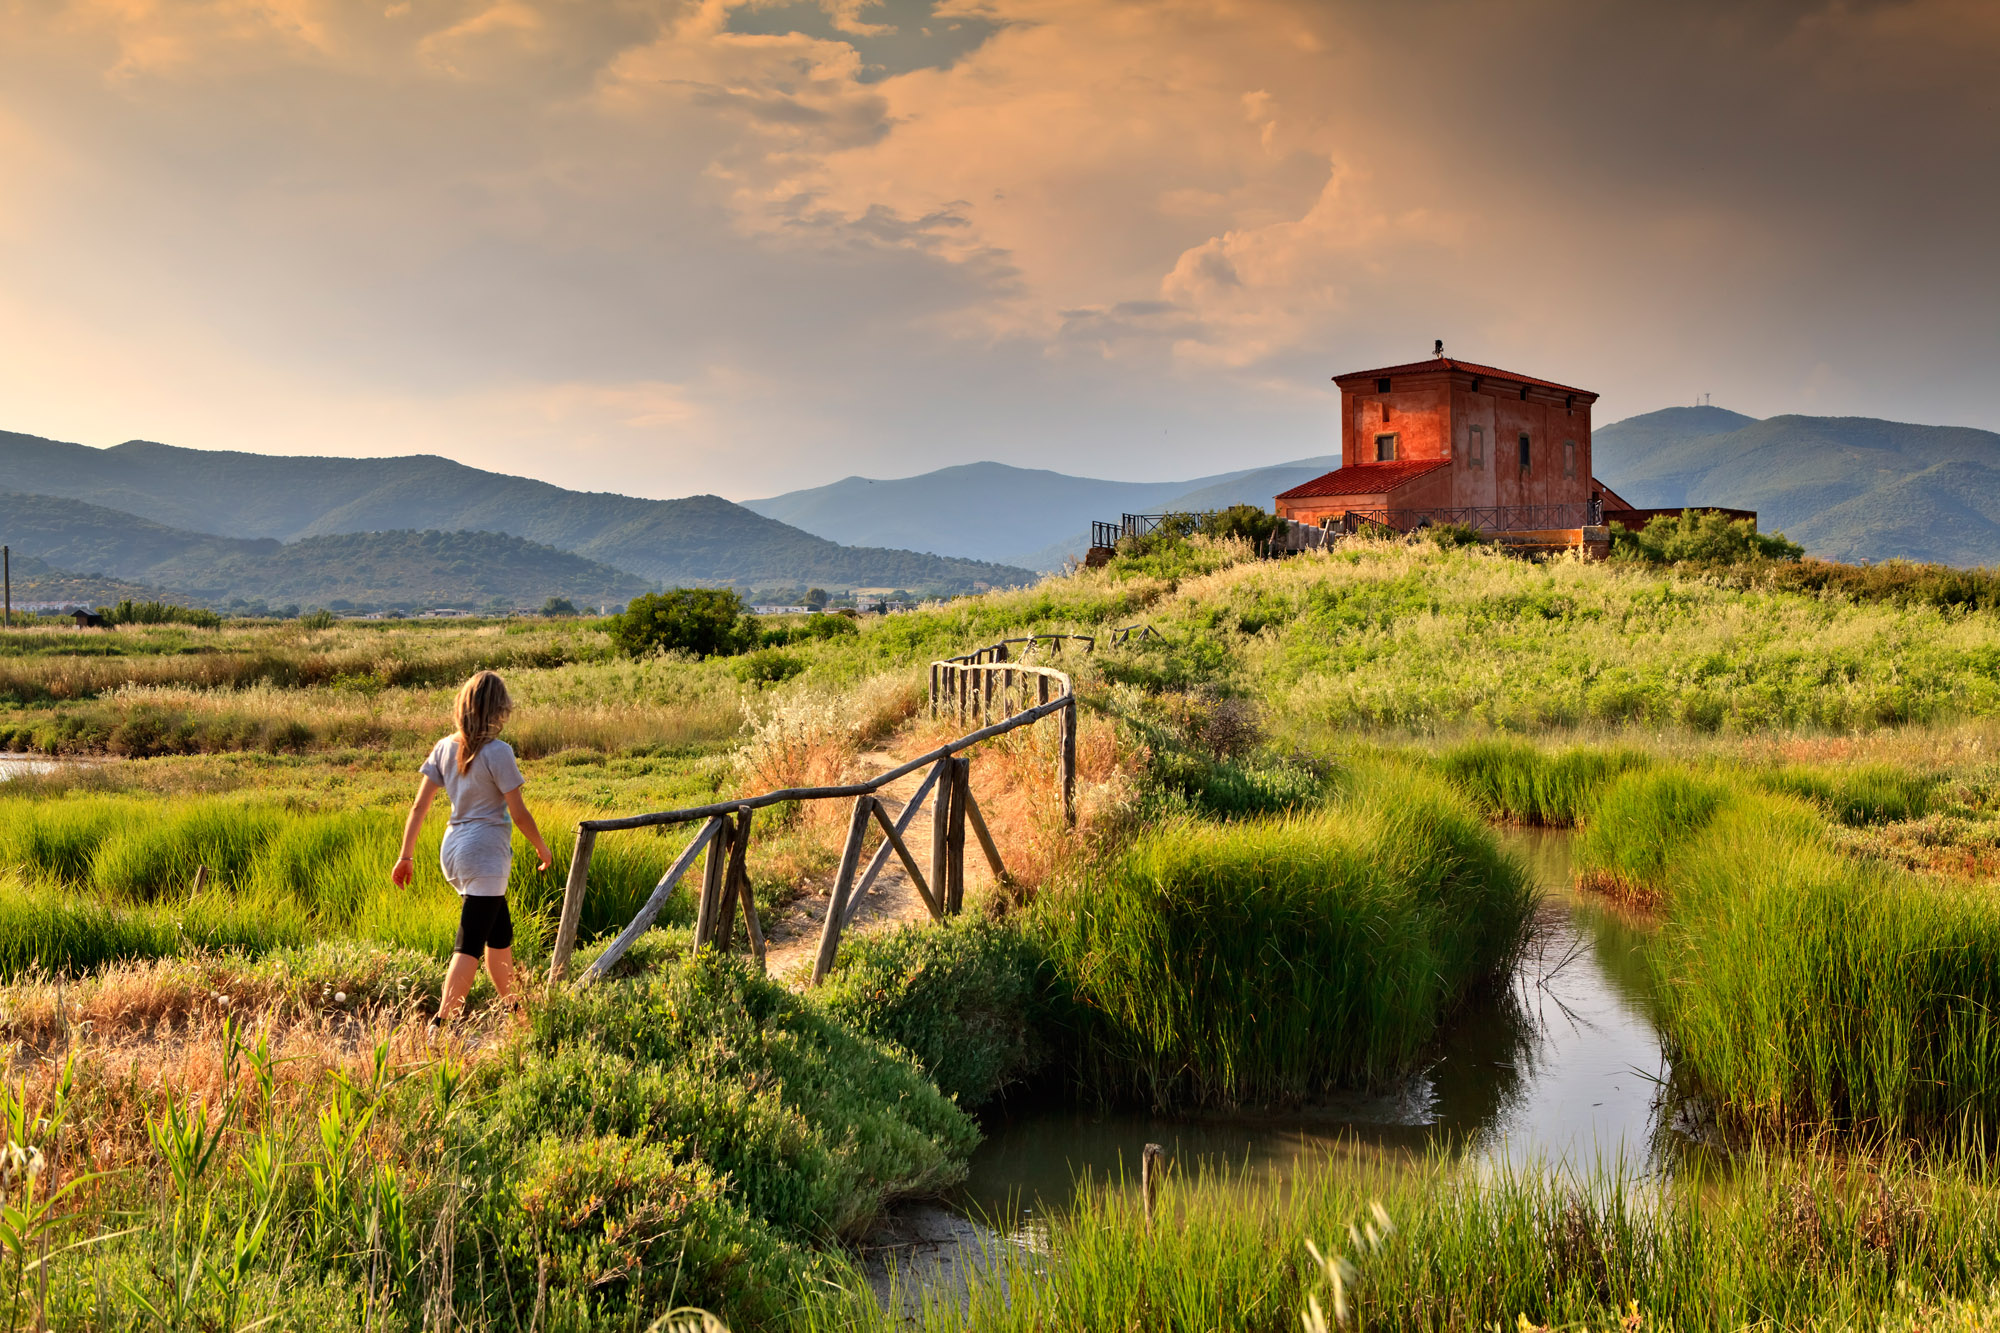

{"left": 453, "top": 894, "right": 514, "bottom": 959}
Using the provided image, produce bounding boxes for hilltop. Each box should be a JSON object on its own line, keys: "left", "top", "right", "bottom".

{"left": 0, "top": 492, "right": 654, "bottom": 611}
{"left": 1594, "top": 408, "right": 2000, "bottom": 565}
{"left": 0, "top": 431, "right": 1031, "bottom": 594}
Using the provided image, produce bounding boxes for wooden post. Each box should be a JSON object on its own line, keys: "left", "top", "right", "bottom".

{"left": 192, "top": 864, "right": 209, "bottom": 894}
{"left": 812, "top": 795, "right": 875, "bottom": 986}
{"left": 714, "top": 808, "right": 749, "bottom": 950}
{"left": 929, "top": 662, "right": 938, "bottom": 716}
{"left": 694, "top": 815, "right": 733, "bottom": 949}
{"left": 723, "top": 807, "right": 755, "bottom": 962}
{"left": 1039, "top": 672, "right": 1049, "bottom": 707}
{"left": 3, "top": 545, "right": 9, "bottom": 628}
{"left": 1142, "top": 1143, "right": 1164, "bottom": 1231}
{"left": 848, "top": 760, "right": 944, "bottom": 927}
{"left": 930, "top": 754, "right": 953, "bottom": 914}
{"left": 548, "top": 826, "right": 596, "bottom": 985}
{"left": 1061, "top": 696, "right": 1077, "bottom": 826}
{"left": 947, "top": 757, "right": 968, "bottom": 914}
{"left": 867, "top": 798, "right": 942, "bottom": 919}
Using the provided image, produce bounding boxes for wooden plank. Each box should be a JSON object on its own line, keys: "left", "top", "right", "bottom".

{"left": 546, "top": 826, "right": 596, "bottom": 986}
{"left": 960, "top": 783, "right": 1006, "bottom": 884}
{"left": 868, "top": 796, "right": 942, "bottom": 920}
{"left": 811, "top": 795, "right": 876, "bottom": 986}
{"left": 578, "top": 816, "right": 723, "bottom": 985}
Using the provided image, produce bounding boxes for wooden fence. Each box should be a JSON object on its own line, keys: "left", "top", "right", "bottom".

{"left": 546, "top": 636, "right": 1093, "bottom": 990}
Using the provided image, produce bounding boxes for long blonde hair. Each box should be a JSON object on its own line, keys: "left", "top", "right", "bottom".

{"left": 453, "top": 670, "right": 512, "bottom": 774}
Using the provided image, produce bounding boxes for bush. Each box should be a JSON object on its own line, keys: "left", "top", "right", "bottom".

{"left": 99, "top": 599, "right": 223, "bottom": 629}
{"left": 540, "top": 596, "right": 579, "bottom": 617}
{"left": 816, "top": 915, "right": 1047, "bottom": 1107}
{"left": 1032, "top": 763, "right": 1533, "bottom": 1108}
{"left": 606, "top": 589, "right": 755, "bottom": 658}
{"left": 1116, "top": 506, "right": 1284, "bottom": 561}
{"left": 297, "top": 607, "right": 336, "bottom": 630}
{"left": 736, "top": 648, "right": 807, "bottom": 685}
{"left": 1611, "top": 511, "right": 1804, "bottom": 565}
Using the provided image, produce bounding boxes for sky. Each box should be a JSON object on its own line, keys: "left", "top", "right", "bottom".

{"left": 2, "top": 0, "right": 1996, "bottom": 502}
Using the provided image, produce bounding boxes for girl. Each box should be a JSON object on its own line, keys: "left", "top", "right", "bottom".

{"left": 393, "top": 670, "right": 552, "bottom": 1027}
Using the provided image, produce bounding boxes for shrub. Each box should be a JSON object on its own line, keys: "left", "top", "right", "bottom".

{"left": 736, "top": 648, "right": 807, "bottom": 685}
{"left": 1032, "top": 763, "right": 1533, "bottom": 1108}
{"left": 607, "top": 589, "right": 755, "bottom": 658}
{"left": 508, "top": 1133, "right": 818, "bottom": 1331}
{"left": 99, "top": 599, "right": 223, "bottom": 629}
{"left": 296, "top": 608, "right": 337, "bottom": 630}
{"left": 540, "top": 596, "right": 579, "bottom": 616}
{"left": 815, "top": 914, "right": 1047, "bottom": 1107}
{"left": 1611, "top": 511, "right": 1804, "bottom": 565}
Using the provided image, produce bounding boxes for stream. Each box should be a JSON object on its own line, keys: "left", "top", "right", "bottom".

{"left": 864, "top": 828, "right": 1675, "bottom": 1308}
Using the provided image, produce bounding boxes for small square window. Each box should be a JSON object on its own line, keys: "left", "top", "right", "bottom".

{"left": 1374, "top": 433, "right": 1398, "bottom": 462}
{"left": 1518, "top": 434, "right": 1531, "bottom": 470}
{"left": 1563, "top": 439, "right": 1576, "bottom": 479}
{"left": 1376, "top": 377, "right": 1392, "bottom": 394}
{"left": 1469, "top": 426, "right": 1484, "bottom": 469}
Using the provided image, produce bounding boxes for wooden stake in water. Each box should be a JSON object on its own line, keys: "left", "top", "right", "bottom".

{"left": 1142, "top": 1143, "right": 1164, "bottom": 1231}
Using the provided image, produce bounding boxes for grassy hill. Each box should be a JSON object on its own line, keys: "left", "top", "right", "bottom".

{"left": 748, "top": 456, "right": 1340, "bottom": 570}
{"left": 0, "top": 492, "right": 654, "bottom": 611}
{"left": 1594, "top": 409, "right": 2000, "bottom": 565}
{"left": 0, "top": 431, "right": 1031, "bottom": 593}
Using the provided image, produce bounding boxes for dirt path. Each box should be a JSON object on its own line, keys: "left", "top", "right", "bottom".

{"left": 762, "top": 749, "right": 962, "bottom": 986}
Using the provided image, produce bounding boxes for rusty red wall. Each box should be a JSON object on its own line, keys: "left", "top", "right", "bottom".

{"left": 1342, "top": 380, "right": 1452, "bottom": 468}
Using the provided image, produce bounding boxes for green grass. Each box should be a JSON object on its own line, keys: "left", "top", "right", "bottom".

{"left": 1436, "top": 739, "right": 1649, "bottom": 826}
{"left": 1653, "top": 789, "right": 2000, "bottom": 1140}
{"left": 1030, "top": 762, "right": 1534, "bottom": 1108}
{"left": 1573, "top": 768, "right": 1731, "bottom": 892}
{"left": 799, "top": 1146, "right": 2000, "bottom": 1333}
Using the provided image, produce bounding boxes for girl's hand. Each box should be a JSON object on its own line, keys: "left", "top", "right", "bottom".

{"left": 535, "top": 846, "right": 554, "bottom": 873}
{"left": 391, "top": 856, "right": 414, "bottom": 887}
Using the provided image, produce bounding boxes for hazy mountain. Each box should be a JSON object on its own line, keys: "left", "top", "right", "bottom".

{"left": 0, "top": 492, "right": 654, "bottom": 610}
{"left": 746, "top": 456, "right": 1340, "bottom": 569}
{"left": 1594, "top": 409, "right": 2000, "bottom": 565}
{"left": 0, "top": 432, "right": 1031, "bottom": 593}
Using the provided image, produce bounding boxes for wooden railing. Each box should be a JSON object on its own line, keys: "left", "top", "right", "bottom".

{"left": 546, "top": 636, "right": 1092, "bottom": 990}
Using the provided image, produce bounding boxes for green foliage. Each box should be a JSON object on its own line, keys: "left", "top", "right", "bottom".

{"left": 1756, "top": 762, "right": 1939, "bottom": 825}
{"left": 540, "top": 596, "right": 579, "bottom": 616}
{"left": 1032, "top": 763, "right": 1534, "bottom": 1108}
{"left": 1422, "top": 521, "right": 1485, "bottom": 548}
{"left": 607, "top": 588, "right": 755, "bottom": 659}
{"left": 511, "top": 1133, "right": 815, "bottom": 1331}
{"left": 1651, "top": 790, "right": 2000, "bottom": 1140}
{"left": 816, "top": 914, "right": 1047, "bottom": 1107}
{"left": 736, "top": 648, "right": 807, "bottom": 684}
{"left": 1758, "top": 557, "right": 2000, "bottom": 614}
{"left": 1574, "top": 768, "right": 1730, "bottom": 891}
{"left": 1438, "top": 740, "right": 1649, "bottom": 827}
{"left": 757, "top": 612, "right": 862, "bottom": 649}
{"left": 100, "top": 599, "right": 223, "bottom": 629}
{"left": 501, "top": 950, "right": 978, "bottom": 1241}
{"left": 1611, "top": 511, "right": 1804, "bottom": 565}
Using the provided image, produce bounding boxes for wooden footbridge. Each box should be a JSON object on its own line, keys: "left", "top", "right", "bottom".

{"left": 545, "top": 632, "right": 1126, "bottom": 989}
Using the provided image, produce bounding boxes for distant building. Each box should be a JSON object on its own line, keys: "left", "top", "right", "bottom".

{"left": 1273, "top": 354, "right": 1752, "bottom": 544}
{"left": 71, "top": 610, "right": 105, "bottom": 628}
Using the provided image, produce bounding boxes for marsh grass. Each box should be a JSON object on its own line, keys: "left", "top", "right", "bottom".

{"left": 1438, "top": 739, "right": 1649, "bottom": 826}
{"left": 809, "top": 1145, "right": 2000, "bottom": 1333}
{"left": 1032, "top": 762, "right": 1534, "bottom": 1108}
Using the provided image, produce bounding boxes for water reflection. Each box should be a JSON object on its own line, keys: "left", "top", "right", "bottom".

{"left": 956, "top": 828, "right": 1671, "bottom": 1221}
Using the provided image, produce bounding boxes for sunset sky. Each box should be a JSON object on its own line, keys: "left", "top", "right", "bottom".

{"left": 2, "top": 0, "right": 1995, "bottom": 501}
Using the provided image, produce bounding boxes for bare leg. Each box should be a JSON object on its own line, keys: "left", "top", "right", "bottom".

{"left": 438, "top": 952, "right": 481, "bottom": 1025}
{"left": 485, "top": 946, "right": 518, "bottom": 1013}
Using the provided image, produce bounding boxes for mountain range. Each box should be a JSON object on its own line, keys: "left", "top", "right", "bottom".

{"left": 0, "top": 430, "right": 1030, "bottom": 606}
{"left": 1592, "top": 408, "right": 2000, "bottom": 566}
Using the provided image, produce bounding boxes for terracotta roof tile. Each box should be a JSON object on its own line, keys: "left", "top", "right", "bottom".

{"left": 1275, "top": 459, "right": 1450, "bottom": 500}
{"left": 1333, "top": 357, "right": 1597, "bottom": 399}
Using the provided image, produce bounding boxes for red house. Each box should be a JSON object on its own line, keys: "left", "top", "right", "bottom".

{"left": 1275, "top": 354, "right": 1638, "bottom": 537}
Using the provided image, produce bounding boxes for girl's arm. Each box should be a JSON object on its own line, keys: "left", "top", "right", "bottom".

{"left": 505, "top": 786, "right": 554, "bottom": 872}
{"left": 392, "top": 776, "right": 443, "bottom": 886}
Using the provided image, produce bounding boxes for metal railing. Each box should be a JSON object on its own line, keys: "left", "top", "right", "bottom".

{"left": 548, "top": 636, "right": 1093, "bottom": 989}
{"left": 1091, "top": 512, "right": 1225, "bottom": 549}
{"left": 1325, "top": 502, "right": 1602, "bottom": 534}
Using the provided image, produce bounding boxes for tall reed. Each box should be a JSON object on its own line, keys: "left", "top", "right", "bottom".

{"left": 1032, "top": 762, "right": 1534, "bottom": 1108}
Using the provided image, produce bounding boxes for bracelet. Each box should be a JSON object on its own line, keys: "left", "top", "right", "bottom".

{"left": 397, "top": 856, "right": 413, "bottom": 862}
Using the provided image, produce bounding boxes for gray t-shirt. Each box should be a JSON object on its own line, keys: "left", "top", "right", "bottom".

{"left": 420, "top": 735, "right": 526, "bottom": 894}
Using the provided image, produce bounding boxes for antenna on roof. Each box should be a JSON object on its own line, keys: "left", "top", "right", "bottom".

{"left": 1433, "top": 339, "right": 1444, "bottom": 358}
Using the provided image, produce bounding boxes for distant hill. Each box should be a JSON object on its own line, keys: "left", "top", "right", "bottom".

{"left": 1594, "top": 410, "right": 2000, "bottom": 566}
{"left": 0, "top": 432, "right": 1030, "bottom": 594}
{"left": 746, "top": 456, "right": 1340, "bottom": 570}
{"left": 1, "top": 550, "right": 162, "bottom": 609}
{"left": 0, "top": 492, "right": 655, "bottom": 611}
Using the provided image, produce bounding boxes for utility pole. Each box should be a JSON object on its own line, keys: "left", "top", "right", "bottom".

{"left": 3, "top": 545, "right": 10, "bottom": 628}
